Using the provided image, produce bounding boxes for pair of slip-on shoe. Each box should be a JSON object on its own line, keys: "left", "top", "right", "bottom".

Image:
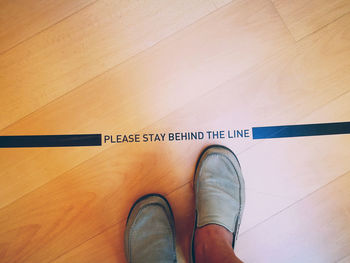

{"left": 124, "top": 145, "right": 245, "bottom": 263}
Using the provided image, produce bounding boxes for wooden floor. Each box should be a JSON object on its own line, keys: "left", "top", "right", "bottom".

{"left": 0, "top": 0, "right": 350, "bottom": 262}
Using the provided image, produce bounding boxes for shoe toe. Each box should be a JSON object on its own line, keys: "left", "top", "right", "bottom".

{"left": 125, "top": 195, "right": 177, "bottom": 263}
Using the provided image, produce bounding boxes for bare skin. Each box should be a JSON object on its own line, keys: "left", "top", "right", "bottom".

{"left": 194, "top": 224, "right": 243, "bottom": 263}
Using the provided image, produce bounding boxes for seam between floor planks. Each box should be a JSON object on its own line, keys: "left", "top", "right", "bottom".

{"left": 296, "top": 10, "right": 350, "bottom": 42}
{"left": 43, "top": 82, "right": 350, "bottom": 261}
{"left": 0, "top": 0, "right": 290, "bottom": 210}
{"left": 0, "top": 0, "right": 99, "bottom": 56}
{"left": 271, "top": 4, "right": 350, "bottom": 43}
{"left": 239, "top": 169, "right": 350, "bottom": 236}
{"left": 1, "top": 1, "right": 348, "bottom": 262}
{"left": 0, "top": 50, "right": 281, "bottom": 211}
{"left": 0, "top": 1, "right": 239, "bottom": 210}
{"left": 0, "top": 1, "right": 230, "bottom": 132}
{"left": 268, "top": 0, "right": 297, "bottom": 42}
{"left": 48, "top": 169, "right": 350, "bottom": 263}
{"left": 1, "top": 34, "right": 347, "bottom": 217}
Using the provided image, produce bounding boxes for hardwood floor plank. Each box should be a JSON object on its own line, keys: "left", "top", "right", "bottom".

{"left": 146, "top": 11, "right": 350, "bottom": 234}
{"left": 0, "top": 0, "right": 96, "bottom": 53}
{"left": 0, "top": 0, "right": 218, "bottom": 130}
{"left": 272, "top": 0, "right": 350, "bottom": 40}
{"left": 51, "top": 185, "right": 194, "bottom": 263}
{"left": 50, "top": 122, "right": 350, "bottom": 262}
{"left": 51, "top": 221, "right": 126, "bottom": 263}
{"left": 0, "top": 0, "right": 292, "bottom": 209}
{"left": 211, "top": 0, "right": 232, "bottom": 8}
{"left": 1, "top": 1, "right": 350, "bottom": 263}
{"left": 236, "top": 171, "right": 350, "bottom": 263}
{"left": 48, "top": 133, "right": 350, "bottom": 263}
{"left": 0, "top": 142, "right": 198, "bottom": 263}
{"left": 47, "top": 16, "right": 350, "bottom": 262}
{"left": 338, "top": 255, "right": 350, "bottom": 263}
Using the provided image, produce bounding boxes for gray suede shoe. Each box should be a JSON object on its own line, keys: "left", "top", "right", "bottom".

{"left": 124, "top": 194, "right": 177, "bottom": 263}
{"left": 191, "top": 145, "right": 245, "bottom": 262}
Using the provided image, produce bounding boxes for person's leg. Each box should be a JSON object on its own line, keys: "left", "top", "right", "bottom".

{"left": 194, "top": 225, "right": 243, "bottom": 263}
{"left": 191, "top": 145, "right": 245, "bottom": 263}
{"left": 124, "top": 194, "right": 177, "bottom": 263}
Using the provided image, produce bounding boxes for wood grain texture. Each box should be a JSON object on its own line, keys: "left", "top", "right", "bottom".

{"left": 0, "top": 0, "right": 218, "bottom": 130}
{"left": 51, "top": 221, "right": 127, "bottom": 263}
{"left": 1, "top": 0, "right": 350, "bottom": 262}
{"left": 0, "top": 0, "right": 292, "bottom": 209}
{"left": 272, "top": 0, "right": 350, "bottom": 40}
{"left": 50, "top": 126, "right": 350, "bottom": 262}
{"left": 338, "top": 255, "right": 350, "bottom": 263}
{"left": 51, "top": 185, "right": 194, "bottom": 263}
{"left": 236, "top": 171, "right": 350, "bottom": 263}
{"left": 0, "top": 0, "right": 96, "bottom": 53}
{"left": 43, "top": 12, "right": 350, "bottom": 263}
{"left": 211, "top": 0, "right": 232, "bottom": 8}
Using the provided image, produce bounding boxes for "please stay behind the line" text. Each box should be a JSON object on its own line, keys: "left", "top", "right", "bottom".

{"left": 104, "top": 129, "right": 250, "bottom": 144}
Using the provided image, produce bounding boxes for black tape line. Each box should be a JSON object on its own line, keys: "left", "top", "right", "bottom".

{"left": 0, "top": 134, "right": 102, "bottom": 148}
{"left": 252, "top": 121, "right": 350, "bottom": 139}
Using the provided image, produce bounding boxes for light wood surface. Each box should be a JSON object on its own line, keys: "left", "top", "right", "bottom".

{"left": 272, "top": 0, "right": 350, "bottom": 40}
{"left": 0, "top": 0, "right": 220, "bottom": 130}
{"left": 339, "top": 255, "right": 350, "bottom": 263}
{"left": 0, "top": 0, "right": 292, "bottom": 209}
{"left": 0, "top": 0, "right": 96, "bottom": 53}
{"left": 237, "top": 171, "right": 350, "bottom": 263}
{"left": 0, "top": 0, "right": 349, "bottom": 262}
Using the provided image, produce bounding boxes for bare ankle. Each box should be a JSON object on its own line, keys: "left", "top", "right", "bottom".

{"left": 196, "top": 224, "right": 233, "bottom": 245}
{"left": 194, "top": 224, "right": 242, "bottom": 263}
